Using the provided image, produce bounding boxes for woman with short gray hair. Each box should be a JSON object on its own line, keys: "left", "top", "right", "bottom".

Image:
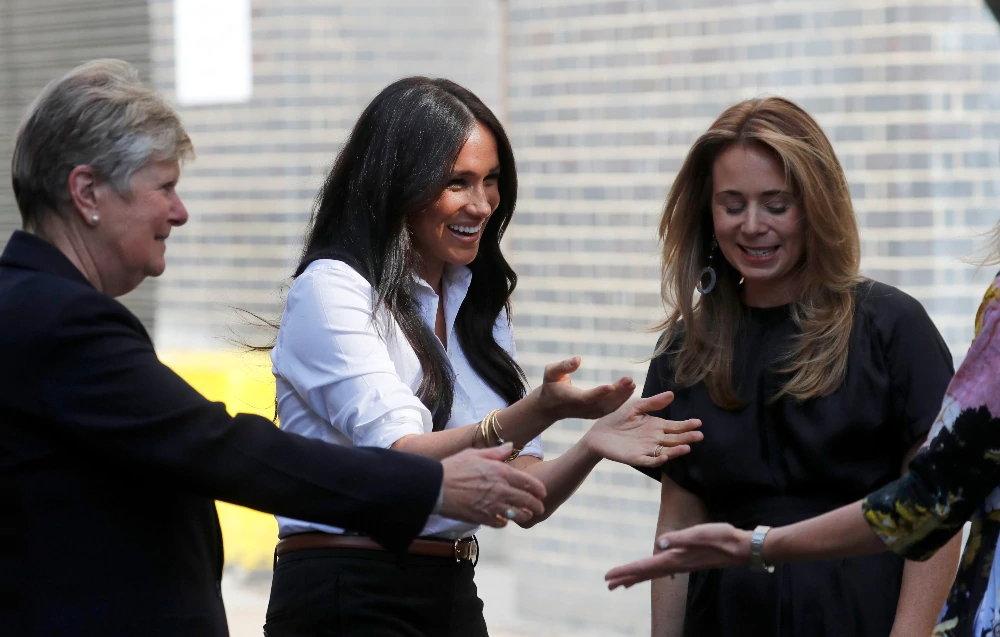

{"left": 13, "top": 58, "right": 194, "bottom": 235}
{"left": 0, "top": 59, "right": 548, "bottom": 637}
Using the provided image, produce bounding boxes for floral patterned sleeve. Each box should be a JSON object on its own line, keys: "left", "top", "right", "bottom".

{"left": 862, "top": 274, "right": 1000, "bottom": 561}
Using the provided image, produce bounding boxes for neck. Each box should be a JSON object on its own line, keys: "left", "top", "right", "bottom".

{"left": 35, "top": 215, "right": 106, "bottom": 294}
{"left": 741, "top": 279, "right": 797, "bottom": 308}
{"left": 415, "top": 257, "right": 445, "bottom": 296}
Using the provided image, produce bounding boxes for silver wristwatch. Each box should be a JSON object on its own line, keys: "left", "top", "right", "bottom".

{"left": 749, "top": 525, "right": 775, "bottom": 573}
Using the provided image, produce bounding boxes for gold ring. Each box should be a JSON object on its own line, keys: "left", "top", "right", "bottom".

{"left": 653, "top": 444, "right": 664, "bottom": 457}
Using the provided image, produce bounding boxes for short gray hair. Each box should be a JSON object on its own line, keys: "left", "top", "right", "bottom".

{"left": 11, "top": 58, "right": 194, "bottom": 230}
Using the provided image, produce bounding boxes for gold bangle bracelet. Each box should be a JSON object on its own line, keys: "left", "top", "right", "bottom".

{"left": 480, "top": 409, "right": 503, "bottom": 446}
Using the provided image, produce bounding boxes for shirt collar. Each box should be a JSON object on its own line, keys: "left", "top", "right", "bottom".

{"left": 0, "top": 230, "right": 94, "bottom": 289}
{"left": 411, "top": 263, "right": 473, "bottom": 299}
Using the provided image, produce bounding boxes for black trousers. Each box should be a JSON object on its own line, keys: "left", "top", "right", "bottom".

{"left": 264, "top": 547, "right": 488, "bottom": 637}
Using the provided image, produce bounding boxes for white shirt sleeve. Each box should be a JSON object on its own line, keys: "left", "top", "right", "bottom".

{"left": 495, "top": 308, "right": 544, "bottom": 460}
{"left": 272, "top": 261, "right": 431, "bottom": 449}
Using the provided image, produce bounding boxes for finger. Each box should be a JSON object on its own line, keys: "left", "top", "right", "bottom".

{"left": 579, "top": 384, "right": 615, "bottom": 402}
{"left": 633, "top": 391, "right": 675, "bottom": 414}
{"left": 660, "top": 418, "right": 702, "bottom": 434}
{"left": 477, "top": 442, "right": 515, "bottom": 462}
{"left": 498, "top": 463, "right": 547, "bottom": 500}
{"left": 660, "top": 431, "right": 704, "bottom": 447}
{"left": 604, "top": 554, "right": 677, "bottom": 588}
{"left": 612, "top": 376, "right": 635, "bottom": 390}
{"left": 543, "top": 356, "right": 581, "bottom": 382}
{"left": 498, "top": 484, "right": 545, "bottom": 518}
{"left": 484, "top": 514, "right": 509, "bottom": 529}
{"left": 634, "top": 444, "right": 691, "bottom": 467}
{"left": 507, "top": 506, "right": 534, "bottom": 526}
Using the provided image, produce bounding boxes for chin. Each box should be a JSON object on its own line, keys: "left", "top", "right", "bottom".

{"left": 450, "top": 251, "right": 480, "bottom": 266}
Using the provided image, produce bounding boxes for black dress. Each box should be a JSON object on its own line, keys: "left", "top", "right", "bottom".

{"left": 641, "top": 281, "right": 954, "bottom": 637}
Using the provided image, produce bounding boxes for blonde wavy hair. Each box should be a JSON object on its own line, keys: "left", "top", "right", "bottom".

{"left": 655, "top": 97, "right": 862, "bottom": 409}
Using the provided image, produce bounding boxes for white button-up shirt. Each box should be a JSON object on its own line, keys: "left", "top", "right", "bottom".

{"left": 272, "top": 259, "right": 543, "bottom": 540}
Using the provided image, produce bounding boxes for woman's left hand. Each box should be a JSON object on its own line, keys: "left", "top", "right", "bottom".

{"left": 582, "top": 391, "right": 703, "bottom": 467}
{"left": 604, "top": 523, "right": 750, "bottom": 590}
{"left": 534, "top": 357, "right": 636, "bottom": 421}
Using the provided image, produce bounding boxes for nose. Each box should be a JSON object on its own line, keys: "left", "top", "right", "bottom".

{"left": 467, "top": 183, "right": 493, "bottom": 218}
{"left": 743, "top": 202, "right": 766, "bottom": 235}
{"left": 170, "top": 193, "right": 189, "bottom": 227}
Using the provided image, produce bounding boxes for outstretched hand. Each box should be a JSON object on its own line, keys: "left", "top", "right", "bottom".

{"left": 535, "top": 357, "right": 636, "bottom": 421}
{"left": 583, "top": 391, "right": 703, "bottom": 467}
{"left": 604, "top": 523, "right": 749, "bottom": 590}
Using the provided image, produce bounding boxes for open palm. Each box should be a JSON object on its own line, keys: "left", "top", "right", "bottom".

{"left": 583, "top": 391, "right": 703, "bottom": 467}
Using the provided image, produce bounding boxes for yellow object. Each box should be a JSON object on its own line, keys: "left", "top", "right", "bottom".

{"left": 160, "top": 350, "right": 279, "bottom": 571}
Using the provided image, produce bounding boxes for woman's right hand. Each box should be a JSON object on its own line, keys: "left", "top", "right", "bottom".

{"left": 582, "top": 391, "right": 703, "bottom": 467}
{"left": 533, "top": 357, "right": 636, "bottom": 421}
{"left": 605, "top": 523, "right": 750, "bottom": 589}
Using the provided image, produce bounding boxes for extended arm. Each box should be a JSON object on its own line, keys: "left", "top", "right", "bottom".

{"left": 607, "top": 276, "right": 1000, "bottom": 587}
{"left": 510, "top": 391, "right": 703, "bottom": 528}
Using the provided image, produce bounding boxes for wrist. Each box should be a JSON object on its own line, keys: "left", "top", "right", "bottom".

{"left": 748, "top": 526, "right": 775, "bottom": 573}
{"left": 731, "top": 528, "right": 753, "bottom": 564}
{"left": 530, "top": 385, "right": 564, "bottom": 422}
{"left": 578, "top": 427, "right": 603, "bottom": 462}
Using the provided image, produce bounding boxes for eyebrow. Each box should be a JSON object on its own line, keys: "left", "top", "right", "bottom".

{"left": 451, "top": 166, "right": 501, "bottom": 177}
{"left": 715, "top": 189, "right": 792, "bottom": 197}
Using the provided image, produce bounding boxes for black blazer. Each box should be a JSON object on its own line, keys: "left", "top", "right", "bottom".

{"left": 0, "top": 231, "right": 443, "bottom": 636}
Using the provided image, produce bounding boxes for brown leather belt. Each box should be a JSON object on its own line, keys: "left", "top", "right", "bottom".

{"left": 275, "top": 532, "right": 479, "bottom": 563}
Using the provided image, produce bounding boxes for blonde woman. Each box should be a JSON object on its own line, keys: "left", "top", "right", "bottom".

{"left": 636, "top": 97, "right": 961, "bottom": 637}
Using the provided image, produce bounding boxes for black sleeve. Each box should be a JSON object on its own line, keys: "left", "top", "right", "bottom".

{"left": 39, "top": 293, "right": 441, "bottom": 552}
{"left": 635, "top": 332, "right": 676, "bottom": 482}
{"left": 869, "top": 284, "right": 955, "bottom": 453}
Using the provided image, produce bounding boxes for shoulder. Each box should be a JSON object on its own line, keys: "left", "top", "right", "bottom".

{"left": 286, "top": 259, "right": 374, "bottom": 311}
{"left": 652, "top": 321, "right": 686, "bottom": 359}
{"left": 856, "top": 279, "right": 935, "bottom": 333}
{"left": 854, "top": 280, "right": 949, "bottom": 366}
{"left": 4, "top": 269, "right": 141, "bottom": 337}
{"left": 294, "top": 258, "right": 371, "bottom": 291}
{"left": 646, "top": 322, "right": 686, "bottom": 378}
{"left": 0, "top": 270, "right": 149, "bottom": 381}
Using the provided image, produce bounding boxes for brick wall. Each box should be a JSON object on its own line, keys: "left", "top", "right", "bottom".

{"left": 148, "top": 0, "right": 505, "bottom": 350}
{"left": 506, "top": 1, "right": 1000, "bottom": 632}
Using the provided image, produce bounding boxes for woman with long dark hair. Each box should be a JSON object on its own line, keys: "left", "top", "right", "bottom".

{"left": 262, "top": 77, "right": 703, "bottom": 636}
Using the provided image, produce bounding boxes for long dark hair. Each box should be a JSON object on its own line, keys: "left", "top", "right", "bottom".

{"left": 297, "top": 77, "right": 526, "bottom": 430}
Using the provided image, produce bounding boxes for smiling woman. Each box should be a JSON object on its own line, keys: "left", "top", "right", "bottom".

{"left": 262, "top": 77, "right": 704, "bottom": 637}
{"left": 635, "top": 97, "right": 961, "bottom": 637}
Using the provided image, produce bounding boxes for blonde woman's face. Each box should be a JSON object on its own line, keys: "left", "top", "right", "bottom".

{"left": 710, "top": 144, "right": 805, "bottom": 308}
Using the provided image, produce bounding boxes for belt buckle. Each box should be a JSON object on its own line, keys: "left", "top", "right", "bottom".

{"left": 453, "top": 537, "right": 480, "bottom": 565}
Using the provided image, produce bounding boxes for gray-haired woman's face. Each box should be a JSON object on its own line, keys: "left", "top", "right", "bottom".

{"left": 92, "top": 159, "right": 188, "bottom": 293}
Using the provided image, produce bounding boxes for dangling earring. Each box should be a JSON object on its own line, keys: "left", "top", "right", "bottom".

{"left": 696, "top": 237, "right": 718, "bottom": 294}
{"left": 89, "top": 214, "right": 100, "bottom": 226}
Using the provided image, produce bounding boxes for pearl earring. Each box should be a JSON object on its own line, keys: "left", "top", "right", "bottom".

{"left": 90, "top": 214, "right": 99, "bottom": 225}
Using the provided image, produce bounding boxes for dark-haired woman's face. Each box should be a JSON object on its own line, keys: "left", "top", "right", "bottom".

{"left": 409, "top": 121, "right": 501, "bottom": 287}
